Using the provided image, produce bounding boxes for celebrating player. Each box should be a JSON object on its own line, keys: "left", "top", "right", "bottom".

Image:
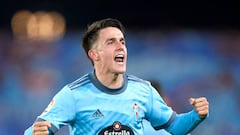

{"left": 24, "top": 18, "right": 209, "bottom": 135}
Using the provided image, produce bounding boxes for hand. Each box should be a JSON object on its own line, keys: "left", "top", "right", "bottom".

{"left": 32, "top": 121, "right": 51, "bottom": 135}
{"left": 189, "top": 97, "right": 209, "bottom": 118}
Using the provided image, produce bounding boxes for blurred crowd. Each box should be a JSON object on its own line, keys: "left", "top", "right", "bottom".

{"left": 0, "top": 29, "right": 240, "bottom": 135}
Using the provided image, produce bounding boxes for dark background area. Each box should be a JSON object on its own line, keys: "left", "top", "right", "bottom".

{"left": 1, "top": 0, "right": 240, "bottom": 30}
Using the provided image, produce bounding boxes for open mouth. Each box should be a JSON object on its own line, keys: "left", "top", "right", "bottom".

{"left": 114, "top": 54, "right": 124, "bottom": 64}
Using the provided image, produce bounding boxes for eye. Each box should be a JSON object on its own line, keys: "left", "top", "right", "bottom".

{"left": 107, "top": 40, "right": 114, "bottom": 45}
{"left": 106, "top": 39, "right": 114, "bottom": 45}
{"left": 121, "top": 40, "right": 125, "bottom": 45}
{"left": 120, "top": 38, "right": 125, "bottom": 45}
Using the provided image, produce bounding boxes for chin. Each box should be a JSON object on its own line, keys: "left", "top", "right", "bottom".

{"left": 114, "top": 69, "right": 126, "bottom": 74}
{"left": 113, "top": 64, "right": 126, "bottom": 74}
{"left": 119, "top": 71, "right": 126, "bottom": 74}
{"left": 117, "top": 70, "right": 126, "bottom": 74}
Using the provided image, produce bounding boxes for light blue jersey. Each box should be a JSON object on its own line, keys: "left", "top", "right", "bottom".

{"left": 24, "top": 71, "right": 204, "bottom": 135}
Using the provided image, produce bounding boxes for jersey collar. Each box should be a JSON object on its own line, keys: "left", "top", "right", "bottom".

{"left": 89, "top": 71, "right": 128, "bottom": 95}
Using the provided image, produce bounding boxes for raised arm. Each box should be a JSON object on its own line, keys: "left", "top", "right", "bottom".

{"left": 165, "top": 97, "right": 209, "bottom": 135}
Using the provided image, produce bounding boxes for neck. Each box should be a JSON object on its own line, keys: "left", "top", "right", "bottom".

{"left": 95, "top": 70, "right": 124, "bottom": 89}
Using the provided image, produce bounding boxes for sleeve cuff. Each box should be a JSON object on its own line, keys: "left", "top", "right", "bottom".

{"left": 36, "top": 117, "right": 58, "bottom": 134}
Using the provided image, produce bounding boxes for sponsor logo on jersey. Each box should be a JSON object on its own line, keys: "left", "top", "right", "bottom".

{"left": 92, "top": 109, "right": 104, "bottom": 118}
{"left": 98, "top": 121, "right": 134, "bottom": 135}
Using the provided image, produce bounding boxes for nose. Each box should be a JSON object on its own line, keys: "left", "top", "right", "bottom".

{"left": 116, "top": 41, "right": 125, "bottom": 51}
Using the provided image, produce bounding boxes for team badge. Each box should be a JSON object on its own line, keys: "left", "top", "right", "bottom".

{"left": 132, "top": 103, "right": 140, "bottom": 121}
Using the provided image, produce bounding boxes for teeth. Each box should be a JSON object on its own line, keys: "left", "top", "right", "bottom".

{"left": 116, "top": 54, "right": 124, "bottom": 57}
{"left": 115, "top": 54, "right": 124, "bottom": 63}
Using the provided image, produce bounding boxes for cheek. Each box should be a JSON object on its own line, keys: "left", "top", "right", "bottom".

{"left": 99, "top": 51, "right": 112, "bottom": 61}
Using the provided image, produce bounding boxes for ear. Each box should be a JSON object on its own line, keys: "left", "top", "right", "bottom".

{"left": 88, "top": 49, "right": 99, "bottom": 61}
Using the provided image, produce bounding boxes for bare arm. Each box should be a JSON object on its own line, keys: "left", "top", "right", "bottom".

{"left": 164, "top": 97, "right": 209, "bottom": 135}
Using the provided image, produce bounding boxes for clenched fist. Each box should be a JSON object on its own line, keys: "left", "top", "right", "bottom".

{"left": 32, "top": 121, "right": 51, "bottom": 135}
{"left": 189, "top": 97, "right": 209, "bottom": 118}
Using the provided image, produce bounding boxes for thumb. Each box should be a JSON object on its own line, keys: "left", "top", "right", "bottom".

{"left": 46, "top": 121, "right": 51, "bottom": 128}
{"left": 189, "top": 98, "right": 195, "bottom": 105}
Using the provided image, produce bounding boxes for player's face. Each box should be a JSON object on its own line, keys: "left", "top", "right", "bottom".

{"left": 93, "top": 27, "right": 127, "bottom": 74}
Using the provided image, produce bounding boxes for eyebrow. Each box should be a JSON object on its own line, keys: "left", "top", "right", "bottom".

{"left": 106, "top": 37, "right": 125, "bottom": 42}
{"left": 105, "top": 38, "right": 115, "bottom": 42}
{"left": 120, "top": 37, "right": 125, "bottom": 42}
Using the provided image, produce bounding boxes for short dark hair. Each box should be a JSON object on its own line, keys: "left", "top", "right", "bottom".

{"left": 82, "top": 18, "right": 125, "bottom": 62}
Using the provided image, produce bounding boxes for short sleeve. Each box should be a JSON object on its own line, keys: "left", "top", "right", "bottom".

{"left": 145, "top": 86, "right": 174, "bottom": 129}
{"left": 37, "top": 85, "right": 76, "bottom": 131}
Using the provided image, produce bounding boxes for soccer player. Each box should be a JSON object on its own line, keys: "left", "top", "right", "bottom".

{"left": 24, "top": 18, "right": 209, "bottom": 135}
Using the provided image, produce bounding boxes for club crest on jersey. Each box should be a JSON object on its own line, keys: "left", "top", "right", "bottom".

{"left": 132, "top": 103, "right": 140, "bottom": 121}
{"left": 98, "top": 121, "right": 134, "bottom": 135}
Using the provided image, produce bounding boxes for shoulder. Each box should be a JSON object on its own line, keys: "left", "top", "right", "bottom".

{"left": 67, "top": 73, "right": 91, "bottom": 90}
{"left": 127, "top": 74, "right": 151, "bottom": 87}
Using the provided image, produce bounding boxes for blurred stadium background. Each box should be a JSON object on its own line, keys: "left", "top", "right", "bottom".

{"left": 0, "top": 1, "right": 240, "bottom": 135}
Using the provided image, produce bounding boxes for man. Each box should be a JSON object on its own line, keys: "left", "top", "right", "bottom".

{"left": 24, "top": 18, "right": 209, "bottom": 135}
